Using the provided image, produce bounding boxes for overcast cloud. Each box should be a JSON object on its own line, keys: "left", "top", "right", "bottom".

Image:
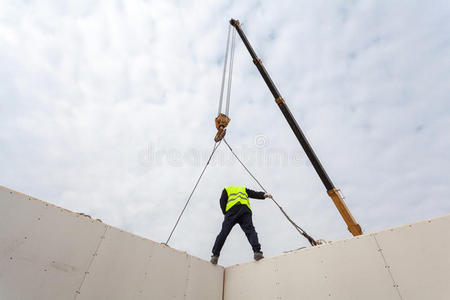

{"left": 1, "top": 0, "right": 449, "bottom": 266}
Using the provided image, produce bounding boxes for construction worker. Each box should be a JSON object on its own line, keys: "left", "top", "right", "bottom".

{"left": 210, "top": 186, "right": 272, "bottom": 265}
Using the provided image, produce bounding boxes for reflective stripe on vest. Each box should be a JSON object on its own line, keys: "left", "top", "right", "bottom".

{"left": 225, "top": 186, "right": 251, "bottom": 212}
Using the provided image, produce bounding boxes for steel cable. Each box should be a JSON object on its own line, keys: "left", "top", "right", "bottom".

{"left": 223, "top": 138, "right": 318, "bottom": 246}
{"left": 225, "top": 27, "right": 236, "bottom": 116}
{"left": 218, "top": 25, "right": 231, "bottom": 115}
{"left": 164, "top": 141, "right": 222, "bottom": 245}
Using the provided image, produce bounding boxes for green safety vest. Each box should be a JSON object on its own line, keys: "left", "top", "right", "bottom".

{"left": 225, "top": 186, "right": 251, "bottom": 212}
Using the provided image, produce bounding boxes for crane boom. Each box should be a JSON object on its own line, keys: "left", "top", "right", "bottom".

{"left": 230, "top": 18, "right": 362, "bottom": 236}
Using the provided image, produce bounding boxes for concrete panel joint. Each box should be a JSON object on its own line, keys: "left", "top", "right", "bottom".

{"left": 372, "top": 234, "right": 404, "bottom": 300}
{"left": 74, "top": 226, "right": 109, "bottom": 299}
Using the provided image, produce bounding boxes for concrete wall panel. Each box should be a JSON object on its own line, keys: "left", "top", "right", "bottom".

{"left": 2, "top": 185, "right": 449, "bottom": 300}
{"left": 185, "top": 256, "right": 223, "bottom": 300}
{"left": 140, "top": 243, "right": 190, "bottom": 299}
{"left": 0, "top": 187, "right": 107, "bottom": 300}
{"left": 76, "top": 227, "right": 225, "bottom": 300}
{"left": 0, "top": 186, "right": 224, "bottom": 300}
{"left": 225, "top": 214, "right": 450, "bottom": 300}
{"left": 76, "top": 226, "right": 156, "bottom": 300}
{"left": 224, "top": 256, "right": 280, "bottom": 300}
{"left": 374, "top": 215, "right": 450, "bottom": 300}
{"left": 224, "top": 234, "right": 399, "bottom": 300}
{"left": 310, "top": 235, "right": 399, "bottom": 299}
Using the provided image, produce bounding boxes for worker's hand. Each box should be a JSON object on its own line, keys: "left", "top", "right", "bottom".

{"left": 264, "top": 193, "right": 273, "bottom": 199}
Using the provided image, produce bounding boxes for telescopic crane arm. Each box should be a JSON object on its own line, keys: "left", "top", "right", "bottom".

{"left": 230, "top": 18, "right": 362, "bottom": 236}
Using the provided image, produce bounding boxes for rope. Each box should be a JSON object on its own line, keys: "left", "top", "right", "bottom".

{"left": 223, "top": 138, "right": 318, "bottom": 246}
{"left": 164, "top": 141, "right": 222, "bottom": 245}
{"left": 218, "top": 25, "right": 231, "bottom": 115}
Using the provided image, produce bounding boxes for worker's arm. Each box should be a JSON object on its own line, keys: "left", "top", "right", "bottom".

{"left": 220, "top": 189, "right": 227, "bottom": 215}
{"left": 246, "top": 188, "right": 266, "bottom": 199}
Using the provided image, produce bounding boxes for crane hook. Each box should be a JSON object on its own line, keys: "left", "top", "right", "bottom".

{"left": 214, "top": 113, "right": 230, "bottom": 142}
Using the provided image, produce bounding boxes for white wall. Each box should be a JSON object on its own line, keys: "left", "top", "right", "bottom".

{"left": 1, "top": 184, "right": 449, "bottom": 300}
{"left": 0, "top": 185, "right": 223, "bottom": 300}
{"left": 224, "top": 214, "right": 450, "bottom": 300}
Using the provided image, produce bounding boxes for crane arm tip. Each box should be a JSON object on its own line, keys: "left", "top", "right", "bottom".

{"left": 229, "top": 19, "right": 240, "bottom": 27}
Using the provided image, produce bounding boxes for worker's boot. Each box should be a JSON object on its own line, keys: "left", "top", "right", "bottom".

{"left": 210, "top": 255, "right": 219, "bottom": 265}
{"left": 253, "top": 251, "right": 264, "bottom": 261}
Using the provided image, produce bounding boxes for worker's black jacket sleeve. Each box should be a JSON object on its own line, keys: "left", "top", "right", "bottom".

{"left": 220, "top": 189, "right": 227, "bottom": 215}
{"left": 220, "top": 188, "right": 265, "bottom": 215}
{"left": 246, "top": 188, "right": 266, "bottom": 199}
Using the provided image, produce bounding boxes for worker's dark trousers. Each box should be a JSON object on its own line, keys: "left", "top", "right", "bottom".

{"left": 212, "top": 204, "right": 261, "bottom": 256}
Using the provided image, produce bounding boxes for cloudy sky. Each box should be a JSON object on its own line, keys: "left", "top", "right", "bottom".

{"left": 1, "top": 0, "right": 449, "bottom": 266}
